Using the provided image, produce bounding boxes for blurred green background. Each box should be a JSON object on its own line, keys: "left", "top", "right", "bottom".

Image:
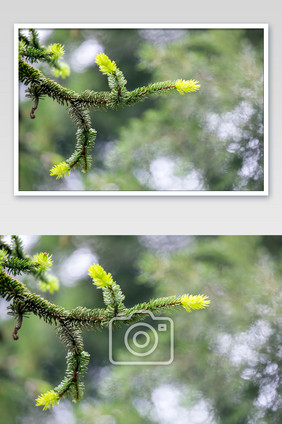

{"left": 0, "top": 235, "right": 281, "bottom": 423}
{"left": 18, "top": 28, "right": 265, "bottom": 191}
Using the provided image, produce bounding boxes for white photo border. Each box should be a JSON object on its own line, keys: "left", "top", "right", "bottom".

{"left": 14, "top": 23, "right": 269, "bottom": 197}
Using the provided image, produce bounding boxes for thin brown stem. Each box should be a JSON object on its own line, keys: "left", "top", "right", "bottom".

{"left": 30, "top": 96, "right": 39, "bottom": 119}
{"left": 12, "top": 313, "right": 23, "bottom": 340}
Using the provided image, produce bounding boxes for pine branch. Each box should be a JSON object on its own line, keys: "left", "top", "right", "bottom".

{"left": 1, "top": 240, "right": 57, "bottom": 292}
{"left": 0, "top": 236, "right": 209, "bottom": 409}
{"left": 11, "top": 235, "right": 25, "bottom": 259}
{"left": 19, "top": 29, "right": 200, "bottom": 180}
{"left": 0, "top": 271, "right": 103, "bottom": 327}
{"left": 55, "top": 321, "right": 90, "bottom": 401}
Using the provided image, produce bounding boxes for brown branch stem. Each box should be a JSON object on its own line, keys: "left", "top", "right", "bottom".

{"left": 30, "top": 96, "right": 39, "bottom": 119}
{"left": 12, "top": 312, "right": 23, "bottom": 340}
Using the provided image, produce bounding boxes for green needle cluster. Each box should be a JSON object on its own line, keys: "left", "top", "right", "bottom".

{"left": 19, "top": 29, "right": 200, "bottom": 179}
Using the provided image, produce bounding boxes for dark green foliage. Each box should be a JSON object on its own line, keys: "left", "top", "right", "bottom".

{"left": 1, "top": 236, "right": 49, "bottom": 283}
{"left": 54, "top": 350, "right": 90, "bottom": 402}
{"left": 55, "top": 322, "right": 89, "bottom": 401}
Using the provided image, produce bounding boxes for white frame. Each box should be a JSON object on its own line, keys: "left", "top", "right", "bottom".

{"left": 14, "top": 24, "right": 269, "bottom": 196}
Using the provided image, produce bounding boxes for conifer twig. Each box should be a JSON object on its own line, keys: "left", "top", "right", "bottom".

{"left": 0, "top": 236, "right": 209, "bottom": 409}
{"left": 19, "top": 29, "right": 200, "bottom": 180}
